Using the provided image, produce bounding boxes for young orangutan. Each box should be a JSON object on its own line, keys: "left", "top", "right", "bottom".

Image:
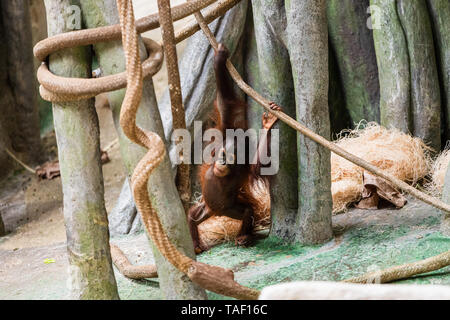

{"left": 188, "top": 43, "right": 281, "bottom": 254}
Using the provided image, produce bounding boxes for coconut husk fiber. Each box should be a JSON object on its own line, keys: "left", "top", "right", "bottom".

{"left": 332, "top": 122, "right": 431, "bottom": 213}
{"left": 198, "top": 177, "right": 270, "bottom": 248}
{"left": 428, "top": 149, "right": 450, "bottom": 195}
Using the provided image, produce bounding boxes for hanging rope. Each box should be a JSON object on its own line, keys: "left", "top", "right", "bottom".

{"left": 157, "top": 0, "right": 191, "bottom": 212}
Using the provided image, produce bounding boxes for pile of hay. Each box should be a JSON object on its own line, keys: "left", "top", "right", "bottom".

{"left": 331, "top": 122, "right": 431, "bottom": 213}
{"left": 198, "top": 178, "right": 270, "bottom": 248}
{"left": 427, "top": 149, "right": 450, "bottom": 195}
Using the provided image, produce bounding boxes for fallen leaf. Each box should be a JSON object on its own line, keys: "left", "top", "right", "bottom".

{"left": 44, "top": 258, "right": 56, "bottom": 264}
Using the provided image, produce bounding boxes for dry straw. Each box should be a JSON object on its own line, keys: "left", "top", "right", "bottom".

{"left": 427, "top": 147, "right": 450, "bottom": 195}
{"left": 331, "top": 122, "right": 432, "bottom": 213}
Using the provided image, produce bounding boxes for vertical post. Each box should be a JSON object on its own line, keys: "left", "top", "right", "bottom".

{"left": 371, "top": 0, "right": 411, "bottom": 133}
{"left": 397, "top": 0, "right": 441, "bottom": 151}
{"left": 44, "top": 0, "right": 119, "bottom": 299}
{"left": 286, "top": 0, "right": 333, "bottom": 244}
{"left": 252, "top": 0, "right": 299, "bottom": 241}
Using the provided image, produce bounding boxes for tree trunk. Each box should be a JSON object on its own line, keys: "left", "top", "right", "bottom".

{"left": 44, "top": 0, "right": 119, "bottom": 300}
{"left": 79, "top": 0, "right": 207, "bottom": 300}
{"left": 427, "top": 0, "right": 450, "bottom": 143}
{"left": 251, "top": 0, "right": 299, "bottom": 241}
{"left": 397, "top": 0, "right": 441, "bottom": 151}
{"left": 371, "top": 0, "right": 411, "bottom": 133}
{"left": 327, "top": 0, "right": 380, "bottom": 124}
{"left": 1, "top": 0, "right": 42, "bottom": 166}
{"left": 286, "top": 0, "right": 333, "bottom": 244}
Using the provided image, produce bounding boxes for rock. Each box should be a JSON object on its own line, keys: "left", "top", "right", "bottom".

{"left": 108, "top": 178, "right": 141, "bottom": 235}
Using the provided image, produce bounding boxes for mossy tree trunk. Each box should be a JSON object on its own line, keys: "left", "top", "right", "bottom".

{"left": 327, "top": 0, "right": 380, "bottom": 124}
{"left": 251, "top": 0, "right": 299, "bottom": 242}
{"left": 79, "top": 0, "right": 207, "bottom": 300}
{"left": 286, "top": 0, "right": 333, "bottom": 244}
{"left": 397, "top": 0, "right": 441, "bottom": 151}
{"left": 427, "top": 0, "right": 450, "bottom": 143}
{"left": 371, "top": 0, "right": 411, "bottom": 133}
{"left": 44, "top": 0, "right": 119, "bottom": 300}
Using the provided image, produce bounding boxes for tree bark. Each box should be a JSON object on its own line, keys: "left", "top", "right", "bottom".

{"left": 427, "top": 0, "right": 450, "bottom": 143}
{"left": 286, "top": 0, "right": 333, "bottom": 244}
{"left": 371, "top": 0, "right": 411, "bottom": 133}
{"left": 44, "top": 0, "right": 119, "bottom": 300}
{"left": 327, "top": 0, "right": 380, "bottom": 124}
{"left": 79, "top": 0, "right": 207, "bottom": 300}
{"left": 251, "top": 0, "right": 299, "bottom": 241}
{"left": 1, "top": 0, "right": 42, "bottom": 165}
{"left": 397, "top": 0, "right": 441, "bottom": 151}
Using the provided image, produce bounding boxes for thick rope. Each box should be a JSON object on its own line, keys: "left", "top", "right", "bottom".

{"left": 110, "top": 244, "right": 158, "bottom": 279}
{"left": 189, "top": 5, "right": 450, "bottom": 284}
{"left": 157, "top": 0, "right": 191, "bottom": 212}
{"left": 116, "top": 0, "right": 193, "bottom": 273}
{"left": 343, "top": 251, "right": 450, "bottom": 284}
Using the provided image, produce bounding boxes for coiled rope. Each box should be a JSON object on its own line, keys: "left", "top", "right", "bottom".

{"left": 34, "top": 0, "right": 450, "bottom": 297}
